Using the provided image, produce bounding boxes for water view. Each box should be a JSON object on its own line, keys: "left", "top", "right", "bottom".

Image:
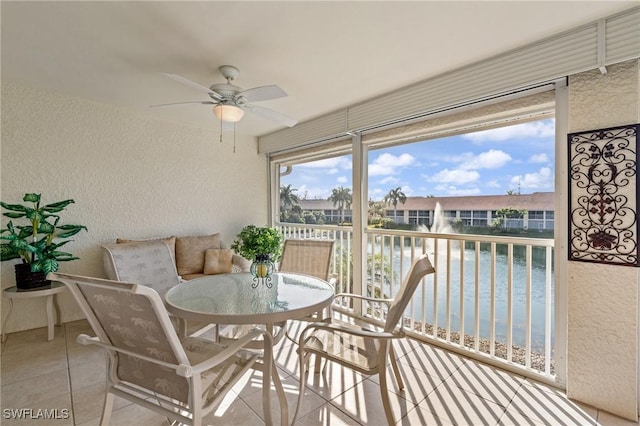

{"left": 382, "top": 243, "right": 554, "bottom": 350}
{"left": 367, "top": 201, "right": 554, "bottom": 352}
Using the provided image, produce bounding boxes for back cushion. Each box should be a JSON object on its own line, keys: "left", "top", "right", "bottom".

{"left": 116, "top": 236, "right": 176, "bottom": 262}
{"left": 102, "top": 240, "right": 180, "bottom": 295}
{"left": 175, "top": 234, "right": 221, "bottom": 276}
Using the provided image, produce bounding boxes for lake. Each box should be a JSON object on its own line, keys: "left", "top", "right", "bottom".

{"left": 378, "top": 242, "right": 554, "bottom": 351}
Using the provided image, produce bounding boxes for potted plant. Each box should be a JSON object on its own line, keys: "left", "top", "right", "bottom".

{"left": 1, "top": 193, "right": 87, "bottom": 290}
{"left": 231, "top": 225, "right": 283, "bottom": 280}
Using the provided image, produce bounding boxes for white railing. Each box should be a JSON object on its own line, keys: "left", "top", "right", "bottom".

{"left": 277, "top": 223, "right": 556, "bottom": 381}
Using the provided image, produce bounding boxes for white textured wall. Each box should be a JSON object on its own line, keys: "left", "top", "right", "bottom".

{"left": 1, "top": 82, "right": 268, "bottom": 333}
{"left": 567, "top": 60, "right": 640, "bottom": 420}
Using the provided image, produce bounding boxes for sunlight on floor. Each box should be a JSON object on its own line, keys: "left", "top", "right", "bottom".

{"left": 1, "top": 320, "right": 636, "bottom": 425}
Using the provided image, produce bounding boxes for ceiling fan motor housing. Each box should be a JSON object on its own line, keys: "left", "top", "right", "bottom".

{"left": 209, "top": 83, "right": 242, "bottom": 99}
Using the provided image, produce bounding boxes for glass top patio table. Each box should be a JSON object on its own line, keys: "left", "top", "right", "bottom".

{"left": 164, "top": 272, "right": 334, "bottom": 325}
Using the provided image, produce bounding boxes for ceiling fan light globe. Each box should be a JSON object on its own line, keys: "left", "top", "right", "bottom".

{"left": 213, "top": 104, "right": 244, "bottom": 123}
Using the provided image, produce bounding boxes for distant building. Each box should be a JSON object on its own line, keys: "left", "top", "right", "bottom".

{"left": 295, "top": 192, "right": 555, "bottom": 230}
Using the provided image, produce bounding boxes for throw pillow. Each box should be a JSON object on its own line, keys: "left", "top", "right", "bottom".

{"left": 203, "top": 248, "right": 234, "bottom": 275}
{"left": 175, "top": 234, "right": 221, "bottom": 276}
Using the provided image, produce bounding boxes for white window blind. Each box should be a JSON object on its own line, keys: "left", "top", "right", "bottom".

{"left": 362, "top": 87, "right": 555, "bottom": 149}
{"left": 259, "top": 6, "right": 639, "bottom": 155}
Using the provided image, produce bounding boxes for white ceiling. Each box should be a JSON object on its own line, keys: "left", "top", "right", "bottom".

{"left": 2, "top": 1, "right": 636, "bottom": 137}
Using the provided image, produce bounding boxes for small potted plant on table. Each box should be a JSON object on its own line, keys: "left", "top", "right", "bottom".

{"left": 1, "top": 193, "right": 87, "bottom": 290}
{"left": 231, "top": 225, "right": 283, "bottom": 287}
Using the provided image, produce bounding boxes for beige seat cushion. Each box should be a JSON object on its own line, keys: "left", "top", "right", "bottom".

{"left": 176, "top": 234, "right": 221, "bottom": 276}
{"left": 203, "top": 248, "right": 234, "bottom": 275}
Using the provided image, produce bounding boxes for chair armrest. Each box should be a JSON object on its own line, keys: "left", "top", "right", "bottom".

{"left": 334, "top": 292, "right": 393, "bottom": 306}
{"left": 76, "top": 334, "right": 183, "bottom": 371}
{"left": 299, "top": 322, "right": 404, "bottom": 344}
{"left": 186, "top": 328, "right": 271, "bottom": 376}
{"left": 76, "top": 330, "right": 271, "bottom": 378}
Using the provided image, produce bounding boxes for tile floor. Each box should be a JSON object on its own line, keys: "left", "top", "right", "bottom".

{"left": 1, "top": 319, "right": 637, "bottom": 426}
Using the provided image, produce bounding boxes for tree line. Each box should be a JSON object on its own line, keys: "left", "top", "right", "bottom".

{"left": 280, "top": 185, "right": 408, "bottom": 225}
{"left": 281, "top": 184, "right": 533, "bottom": 234}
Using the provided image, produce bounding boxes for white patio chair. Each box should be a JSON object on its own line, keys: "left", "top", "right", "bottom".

{"left": 50, "top": 272, "right": 272, "bottom": 426}
{"left": 278, "top": 238, "right": 335, "bottom": 283}
{"left": 292, "top": 253, "right": 435, "bottom": 425}
{"left": 277, "top": 238, "right": 336, "bottom": 342}
{"left": 102, "top": 240, "right": 213, "bottom": 338}
{"left": 102, "top": 239, "right": 182, "bottom": 294}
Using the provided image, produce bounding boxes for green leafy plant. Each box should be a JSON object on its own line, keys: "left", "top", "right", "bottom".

{"left": 231, "top": 225, "right": 283, "bottom": 261}
{"left": 0, "top": 193, "right": 87, "bottom": 274}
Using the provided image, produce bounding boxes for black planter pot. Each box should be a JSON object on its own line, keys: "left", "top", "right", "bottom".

{"left": 14, "top": 263, "right": 51, "bottom": 290}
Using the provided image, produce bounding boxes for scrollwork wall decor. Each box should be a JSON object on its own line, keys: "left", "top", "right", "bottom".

{"left": 568, "top": 124, "right": 639, "bottom": 266}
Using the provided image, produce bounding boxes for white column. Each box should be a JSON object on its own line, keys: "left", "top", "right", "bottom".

{"left": 351, "top": 133, "right": 367, "bottom": 316}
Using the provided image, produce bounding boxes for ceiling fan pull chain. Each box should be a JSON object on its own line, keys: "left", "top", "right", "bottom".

{"left": 233, "top": 123, "right": 237, "bottom": 153}
{"left": 219, "top": 111, "right": 223, "bottom": 144}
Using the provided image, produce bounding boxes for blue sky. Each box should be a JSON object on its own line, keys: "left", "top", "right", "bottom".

{"left": 281, "top": 118, "right": 555, "bottom": 200}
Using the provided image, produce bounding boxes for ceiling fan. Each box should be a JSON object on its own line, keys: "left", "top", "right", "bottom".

{"left": 154, "top": 65, "right": 297, "bottom": 128}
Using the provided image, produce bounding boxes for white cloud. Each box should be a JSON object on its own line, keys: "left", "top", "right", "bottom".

{"left": 369, "top": 153, "right": 416, "bottom": 176}
{"left": 529, "top": 153, "right": 550, "bottom": 163}
{"left": 400, "top": 185, "right": 414, "bottom": 196}
{"left": 462, "top": 120, "right": 555, "bottom": 143}
{"left": 510, "top": 167, "right": 554, "bottom": 190}
{"left": 486, "top": 180, "right": 501, "bottom": 188}
{"left": 427, "top": 169, "right": 480, "bottom": 185}
{"left": 460, "top": 149, "right": 512, "bottom": 170}
{"left": 369, "top": 188, "right": 386, "bottom": 198}
{"left": 447, "top": 187, "right": 482, "bottom": 196}
{"left": 296, "top": 184, "right": 329, "bottom": 200}
{"left": 336, "top": 176, "right": 348, "bottom": 183}
{"left": 433, "top": 184, "right": 481, "bottom": 196}
{"left": 379, "top": 176, "right": 400, "bottom": 185}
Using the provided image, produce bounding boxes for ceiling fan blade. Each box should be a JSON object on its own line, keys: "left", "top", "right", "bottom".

{"left": 243, "top": 104, "right": 297, "bottom": 127}
{"left": 239, "top": 85, "right": 287, "bottom": 103}
{"left": 161, "top": 73, "right": 223, "bottom": 100}
{"left": 149, "top": 101, "right": 216, "bottom": 108}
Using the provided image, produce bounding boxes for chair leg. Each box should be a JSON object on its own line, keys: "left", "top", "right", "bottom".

{"left": 177, "top": 317, "right": 188, "bottom": 340}
{"left": 389, "top": 343, "right": 404, "bottom": 390}
{"left": 292, "top": 350, "right": 311, "bottom": 424}
{"left": 378, "top": 368, "right": 396, "bottom": 426}
{"left": 192, "top": 406, "right": 202, "bottom": 426}
{"left": 99, "top": 391, "right": 115, "bottom": 426}
{"left": 313, "top": 353, "right": 323, "bottom": 374}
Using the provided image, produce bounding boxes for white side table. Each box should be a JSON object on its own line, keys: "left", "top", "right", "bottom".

{"left": 2, "top": 281, "right": 66, "bottom": 342}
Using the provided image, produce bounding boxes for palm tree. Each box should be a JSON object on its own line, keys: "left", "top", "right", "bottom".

{"left": 368, "top": 199, "right": 387, "bottom": 225}
{"left": 368, "top": 199, "right": 386, "bottom": 218}
{"left": 328, "top": 186, "right": 352, "bottom": 224}
{"left": 384, "top": 187, "right": 407, "bottom": 223}
{"left": 280, "top": 184, "right": 300, "bottom": 212}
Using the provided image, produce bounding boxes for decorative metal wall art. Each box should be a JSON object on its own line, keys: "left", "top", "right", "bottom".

{"left": 568, "top": 124, "right": 639, "bottom": 266}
